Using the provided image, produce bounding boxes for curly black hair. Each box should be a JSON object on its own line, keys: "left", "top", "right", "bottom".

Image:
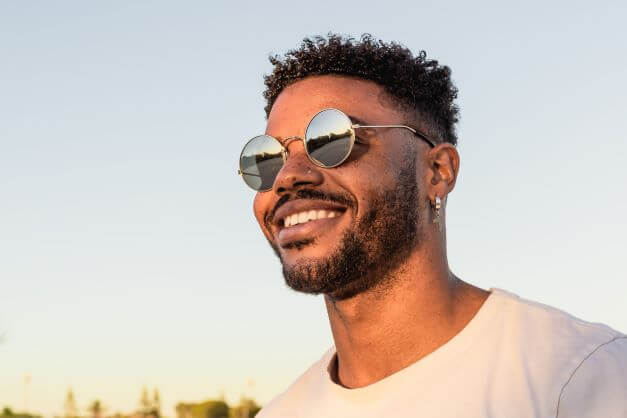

{"left": 263, "top": 34, "right": 460, "bottom": 146}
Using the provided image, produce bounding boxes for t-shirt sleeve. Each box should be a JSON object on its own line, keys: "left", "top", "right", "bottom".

{"left": 557, "top": 336, "right": 627, "bottom": 418}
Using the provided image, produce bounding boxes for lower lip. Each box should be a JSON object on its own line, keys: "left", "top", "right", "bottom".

{"left": 277, "top": 215, "right": 344, "bottom": 247}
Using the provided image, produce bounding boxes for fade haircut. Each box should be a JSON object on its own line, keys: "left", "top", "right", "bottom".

{"left": 263, "top": 34, "right": 460, "bottom": 145}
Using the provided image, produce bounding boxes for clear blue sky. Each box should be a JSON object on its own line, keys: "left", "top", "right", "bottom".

{"left": 1, "top": 0, "right": 626, "bottom": 416}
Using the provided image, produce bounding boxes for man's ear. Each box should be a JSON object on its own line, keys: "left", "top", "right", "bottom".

{"left": 427, "top": 143, "right": 460, "bottom": 200}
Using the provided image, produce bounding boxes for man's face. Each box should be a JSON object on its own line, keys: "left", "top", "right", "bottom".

{"left": 253, "top": 75, "right": 430, "bottom": 300}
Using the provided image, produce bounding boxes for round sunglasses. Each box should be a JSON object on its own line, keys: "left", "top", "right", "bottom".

{"left": 238, "top": 108, "right": 436, "bottom": 192}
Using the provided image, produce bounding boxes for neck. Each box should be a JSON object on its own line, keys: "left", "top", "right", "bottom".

{"left": 324, "top": 242, "right": 488, "bottom": 388}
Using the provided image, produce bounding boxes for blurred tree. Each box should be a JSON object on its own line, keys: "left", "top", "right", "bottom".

{"left": 87, "top": 400, "right": 104, "bottom": 418}
{"left": 0, "top": 408, "right": 40, "bottom": 418}
{"left": 140, "top": 387, "right": 151, "bottom": 415}
{"left": 152, "top": 389, "right": 161, "bottom": 418}
{"left": 205, "top": 401, "right": 228, "bottom": 418}
{"left": 64, "top": 389, "right": 78, "bottom": 418}
{"left": 176, "top": 400, "right": 229, "bottom": 418}
{"left": 137, "top": 387, "right": 161, "bottom": 418}
{"left": 228, "top": 398, "right": 260, "bottom": 418}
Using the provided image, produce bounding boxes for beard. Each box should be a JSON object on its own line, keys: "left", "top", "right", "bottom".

{"left": 273, "top": 154, "right": 422, "bottom": 301}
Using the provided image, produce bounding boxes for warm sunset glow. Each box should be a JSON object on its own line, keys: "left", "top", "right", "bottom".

{"left": 1, "top": 1, "right": 626, "bottom": 417}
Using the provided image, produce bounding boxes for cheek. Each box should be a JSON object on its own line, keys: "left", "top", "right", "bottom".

{"left": 252, "top": 194, "right": 269, "bottom": 232}
{"left": 335, "top": 158, "right": 394, "bottom": 217}
{"left": 346, "top": 148, "right": 396, "bottom": 187}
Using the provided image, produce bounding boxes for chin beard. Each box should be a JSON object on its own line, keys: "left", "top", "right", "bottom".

{"left": 275, "top": 154, "right": 422, "bottom": 301}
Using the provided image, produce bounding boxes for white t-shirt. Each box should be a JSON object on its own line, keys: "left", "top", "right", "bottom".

{"left": 258, "top": 289, "right": 627, "bottom": 418}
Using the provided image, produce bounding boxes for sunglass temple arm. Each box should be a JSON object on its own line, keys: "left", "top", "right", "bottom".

{"left": 353, "top": 124, "right": 436, "bottom": 148}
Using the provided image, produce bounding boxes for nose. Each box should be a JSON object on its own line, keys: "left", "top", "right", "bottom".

{"left": 273, "top": 138, "right": 323, "bottom": 194}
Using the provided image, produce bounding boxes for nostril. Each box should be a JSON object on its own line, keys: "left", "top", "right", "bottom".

{"left": 273, "top": 159, "right": 323, "bottom": 193}
{"left": 276, "top": 180, "right": 312, "bottom": 194}
{"left": 294, "top": 179, "right": 314, "bottom": 188}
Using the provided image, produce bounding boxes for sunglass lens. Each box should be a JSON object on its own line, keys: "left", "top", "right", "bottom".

{"left": 239, "top": 135, "right": 284, "bottom": 191}
{"left": 305, "top": 109, "right": 355, "bottom": 167}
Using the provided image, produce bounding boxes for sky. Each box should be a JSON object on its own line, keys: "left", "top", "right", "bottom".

{"left": 1, "top": 0, "right": 626, "bottom": 416}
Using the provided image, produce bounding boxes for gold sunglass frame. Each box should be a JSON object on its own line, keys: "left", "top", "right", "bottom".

{"left": 238, "top": 108, "right": 437, "bottom": 191}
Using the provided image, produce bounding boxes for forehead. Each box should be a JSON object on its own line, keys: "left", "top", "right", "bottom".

{"left": 266, "top": 75, "right": 403, "bottom": 136}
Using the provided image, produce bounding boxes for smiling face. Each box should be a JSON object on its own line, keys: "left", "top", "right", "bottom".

{"left": 253, "top": 75, "right": 432, "bottom": 300}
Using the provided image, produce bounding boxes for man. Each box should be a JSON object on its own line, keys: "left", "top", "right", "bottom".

{"left": 237, "top": 34, "right": 627, "bottom": 417}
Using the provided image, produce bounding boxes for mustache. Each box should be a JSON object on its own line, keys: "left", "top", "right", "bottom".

{"left": 266, "top": 189, "right": 356, "bottom": 226}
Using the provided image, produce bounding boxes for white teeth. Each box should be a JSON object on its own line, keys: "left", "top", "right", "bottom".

{"left": 283, "top": 210, "right": 340, "bottom": 227}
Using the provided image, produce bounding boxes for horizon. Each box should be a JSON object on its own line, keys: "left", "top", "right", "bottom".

{"left": 1, "top": 387, "right": 256, "bottom": 418}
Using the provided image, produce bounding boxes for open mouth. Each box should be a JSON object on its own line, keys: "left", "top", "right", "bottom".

{"left": 273, "top": 201, "right": 348, "bottom": 248}
{"left": 280, "top": 209, "right": 342, "bottom": 228}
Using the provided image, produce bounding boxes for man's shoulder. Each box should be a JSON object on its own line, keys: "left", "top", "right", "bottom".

{"left": 556, "top": 336, "right": 627, "bottom": 417}
{"left": 256, "top": 348, "right": 334, "bottom": 418}
{"left": 491, "top": 288, "right": 623, "bottom": 345}
{"left": 256, "top": 290, "right": 626, "bottom": 417}
{"left": 489, "top": 289, "right": 626, "bottom": 411}
{"left": 491, "top": 288, "right": 625, "bottom": 370}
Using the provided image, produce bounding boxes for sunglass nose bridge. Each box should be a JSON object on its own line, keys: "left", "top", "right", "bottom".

{"left": 281, "top": 136, "right": 303, "bottom": 148}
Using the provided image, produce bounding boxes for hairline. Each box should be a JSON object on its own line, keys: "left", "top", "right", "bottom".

{"left": 266, "top": 73, "right": 440, "bottom": 142}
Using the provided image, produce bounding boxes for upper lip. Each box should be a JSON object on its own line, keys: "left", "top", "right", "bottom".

{"left": 273, "top": 200, "right": 347, "bottom": 228}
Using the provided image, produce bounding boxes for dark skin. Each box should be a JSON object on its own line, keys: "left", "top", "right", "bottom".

{"left": 253, "top": 75, "right": 489, "bottom": 388}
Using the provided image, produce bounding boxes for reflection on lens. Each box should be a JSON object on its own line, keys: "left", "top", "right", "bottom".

{"left": 239, "top": 135, "right": 284, "bottom": 191}
{"left": 305, "top": 109, "right": 354, "bottom": 167}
